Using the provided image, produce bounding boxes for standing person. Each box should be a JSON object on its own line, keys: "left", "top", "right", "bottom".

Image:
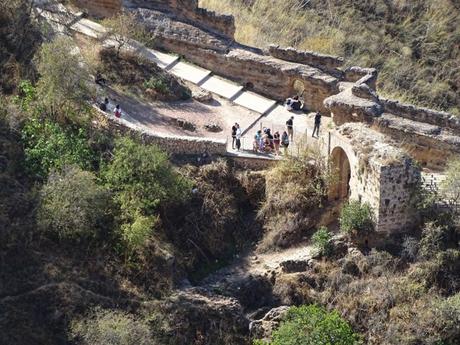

{"left": 286, "top": 116, "right": 294, "bottom": 141}
{"left": 281, "top": 131, "right": 290, "bottom": 155}
{"left": 273, "top": 131, "right": 281, "bottom": 155}
{"left": 266, "top": 129, "right": 274, "bottom": 150}
{"left": 235, "top": 124, "right": 242, "bottom": 151}
{"left": 114, "top": 104, "right": 122, "bottom": 118}
{"left": 231, "top": 123, "right": 238, "bottom": 149}
{"left": 312, "top": 111, "right": 321, "bottom": 137}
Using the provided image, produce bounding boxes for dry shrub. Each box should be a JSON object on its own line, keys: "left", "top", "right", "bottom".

{"left": 99, "top": 48, "right": 190, "bottom": 101}
{"left": 163, "top": 160, "right": 260, "bottom": 278}
{"left": 257, "top": 149, "right": 331, "bottom": 252}
{"left": 70, "top": 308, "right": 153, "bottom": 345}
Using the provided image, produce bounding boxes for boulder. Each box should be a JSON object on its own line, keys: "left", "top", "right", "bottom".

{"left": 193, "top": 90, "right": 213, "bottom": 103}
{"left": 249, "top": 306, "right": 289, "bottom": 340}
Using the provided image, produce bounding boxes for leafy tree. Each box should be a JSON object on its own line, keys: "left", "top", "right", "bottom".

{"left": 339, "top": 201, "right": 374, "bottom": 236}
{"left": 21, "top": 117, "right": 93, "bottom": 178}
{"left": 35, "top": 36, "right": 93, "bottom": 117}
{"left": 254, "top": 305, "right": 360, "bottom": 345}
{"left": 70, "top": 308, "right": 153, "bottom": 345}
{"left": 312, "top": 226, "right": 333, "bottom": 257}
{"left": 38, "top": 166, "right": 110, "bottom": 242}
{"left": 104, "top": 137, "right": 191, "bottom": 255}
{"left": 102, "top": 11, "right": 154, "bottom": 57}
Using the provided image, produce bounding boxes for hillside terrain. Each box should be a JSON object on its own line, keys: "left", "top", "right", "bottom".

{"left": 1, "top": 1, "right": 460, "bottom": 345}
{"left": 201, "top": 0, "right": 460, "bottom": 115}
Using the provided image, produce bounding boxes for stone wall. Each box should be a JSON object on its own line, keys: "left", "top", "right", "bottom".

{"left": 161, "top": 44, "right": 338, "bottom": 113}
{"left": 96, "top": 108, "right": 227, "bottom": 155}
{"left": 126, "top": 0, "right": 235, "bottom": 38}
{"left": 376, "top": 161, "right": 420, "bottom": 234}
{"left": 72, "top": 0, "right": 121, "bottom": 17}
{"left": 375, "top": 113, "right": 460, "bottom": 169}
{"left": 381, "top": 98, "right": 460, "bottom": 134}
{"left": 324, "top": 124, "right": 420, "bottom": 236}
{"left": 268, "top": 45, "right": 344, "bottom": 77}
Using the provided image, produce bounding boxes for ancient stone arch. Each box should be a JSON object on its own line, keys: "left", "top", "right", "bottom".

{"left": 330, "top": 146, "right": 351, "bottom": 201}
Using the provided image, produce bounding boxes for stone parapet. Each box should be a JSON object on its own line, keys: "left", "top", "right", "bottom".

{"left": 96, "top": 108, "right": 227, "bottom": 155}
{"left": 381, "top": 98, "right": 460, "bottom": 134}
{"left": 344, "top": 66, "right": 378, "bottom": 90}
{"left": 268, "top": 45, "right": 344, "bottom": 76}
{"left": 127, "top": 0, "right": 235, "bottom": 38}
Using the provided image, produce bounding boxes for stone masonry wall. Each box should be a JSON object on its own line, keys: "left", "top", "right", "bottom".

{"left": 158, "top": 41, "right": 339, "bottom": 113}
{"left": 381, "top": 98, "right": 460, "bottom": 135}
{"left": 72, "top": 0, "right": 121, "bottom": 17}
{"left": 324, "top": 124, "right": 420, "bottom": 236}
{"left": 126, "top": 0, "right": 235, "bottom": 38}
{"left": 268, "top": 45, "right": 344, "bottom": 77}
{"left": 376, "top": 161, "right": 420, "bottom": 234}
{"left": 96, "top": 108, "right": 227, "bottom": 155}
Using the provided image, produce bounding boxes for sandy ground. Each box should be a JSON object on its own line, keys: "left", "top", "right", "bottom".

{"left": 100, "top": 86, "right": 262, "bottom": 142}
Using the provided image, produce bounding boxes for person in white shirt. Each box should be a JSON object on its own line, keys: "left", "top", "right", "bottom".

{"left": 114, "top": 104, "right": 122, "bottom": 118}
{"left": 235, "top": 123, "right": 242, "bottom": 151}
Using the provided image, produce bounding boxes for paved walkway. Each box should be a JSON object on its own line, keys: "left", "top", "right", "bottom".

{"left": 37, "top": 7, "right": 331, "bottom": 158}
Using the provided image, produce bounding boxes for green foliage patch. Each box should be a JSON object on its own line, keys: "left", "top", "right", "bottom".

{"left": 21, "top": 117, "right": 93, "bottom": 178}
{"left": 103, "top": 137, "right": 191, "bottom": 256}
{"left": 254, "top": 305, "right": 360, "bottom": 345}
{"left": 312, "top": 226, "right": 333, "bottom": 257}
{"left": 339, "top": 201, "right": 374, "bottom": 236}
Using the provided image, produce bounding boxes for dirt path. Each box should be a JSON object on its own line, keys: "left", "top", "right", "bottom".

{"left": 200, "top": 244, "right": 315, "bottom": 290}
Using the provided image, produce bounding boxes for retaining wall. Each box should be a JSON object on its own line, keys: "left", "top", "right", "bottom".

{"left": 96, "top": 108, "right": 227, "bottom": 155}
{"left": 72, "top": 0, "right": 121, "bottom": 17}
{"left": 126, "top": 0, "right": 235, "bottom": 38}
{"left": 268, "top": 45, "right": 344, "bottom": 76}
{"left": 382, "top": 98, "right": 460, "bottom": 134}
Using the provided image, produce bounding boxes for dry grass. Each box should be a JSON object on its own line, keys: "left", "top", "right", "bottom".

{"left": 257, "top": 148, "right": 333, "bottom": 252}
{"left": 200, "top": 0, "right": 460, "bottom": 115}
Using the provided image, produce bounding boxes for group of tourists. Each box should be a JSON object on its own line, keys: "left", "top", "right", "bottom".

{"left": 252, "top": 127, "right": 290, "bottom": 155}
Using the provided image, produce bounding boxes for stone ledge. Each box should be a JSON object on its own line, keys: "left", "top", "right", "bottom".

{"left": 382, "top": 98, "right": 460, "bottom": 134}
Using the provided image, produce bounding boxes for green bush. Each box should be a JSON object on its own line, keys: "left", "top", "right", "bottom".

{"left": 104, "top": 137, "right": 191, "bottom": 254}
{"left": 38, "top": 166, "right": 110, "bottom": 242}
{"left": 255, "top": 305, "right": 360, "bottom": 345}
{"left": 339, "top": 201, "right": 374, "bottom": 235}
{"left": 312, "top": 226, "right": 333, "bottom": 257}
{"left": 143, "top": 76, "right": 169, "bottom": 94}
{"left": 70, "top": 308, "right": 153, "bottom": 345}
{"left": 21, "top": 118, "right": 93, "bottom": 178}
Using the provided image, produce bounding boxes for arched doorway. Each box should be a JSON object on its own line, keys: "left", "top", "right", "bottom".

{"left": 292, "top": 80, "right": 305, "bottom": 97}
{"left": 330, "top": 147, "right": 351, "bottom": 200}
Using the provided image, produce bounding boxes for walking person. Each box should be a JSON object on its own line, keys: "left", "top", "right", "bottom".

{"left": 281, "top": 130, "right": 290, "bottom": 155}
{"left": 231, "top": 123, "right": 238, "bottom": 149}
{"left": 235, "top": 124, "right": 242, "bottom": 151}
{"left": 312, "top": 111, "right": 321, "bottom": 137}
{"left": 286, "top": 116, "right": 294, "bottom": 142}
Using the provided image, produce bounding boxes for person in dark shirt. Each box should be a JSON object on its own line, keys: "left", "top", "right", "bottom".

{"left": 231, "top": 123, "right": 237, "bottom": 149}
{"left": 312, "top": 112, "right": 321, "bottom": 137}
{"left": 99, "top": 97, "right": 109, "bottom": 112}
{"left": 286, "top": 116, "right": 294, "bottom": 141}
